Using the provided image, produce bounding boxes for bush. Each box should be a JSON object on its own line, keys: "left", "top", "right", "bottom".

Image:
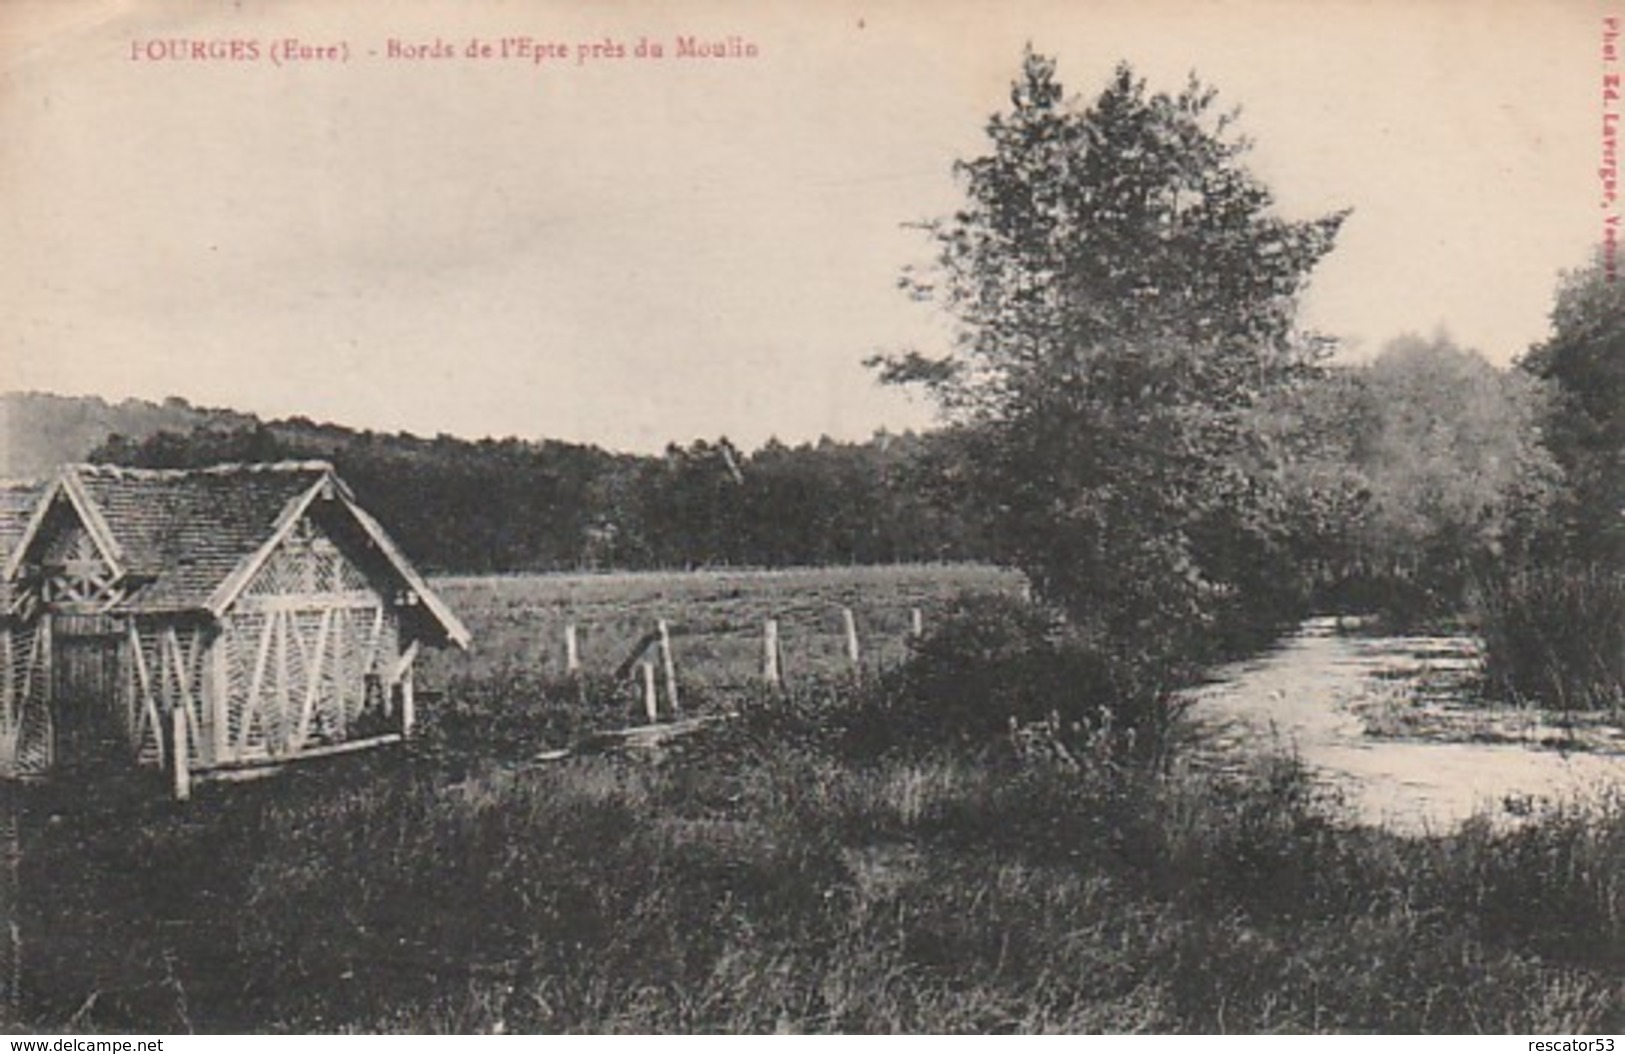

{"left": 1473, "top": 564, "right": 1625, "bottom": 713}
{"left": 878, "top": 593, "right": 1190, "bottom": 767}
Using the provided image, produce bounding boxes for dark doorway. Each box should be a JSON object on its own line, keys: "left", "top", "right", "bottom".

{"left": 51, "top": 630, "right": 125, "bottom": 772}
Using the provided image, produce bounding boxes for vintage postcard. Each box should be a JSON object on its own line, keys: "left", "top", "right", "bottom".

{"left": 0, "top": 0, "right": 1620, "bottom": 1037}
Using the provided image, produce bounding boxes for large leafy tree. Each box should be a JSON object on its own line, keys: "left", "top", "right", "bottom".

{"left": 1352, "top": 335, "right": 1561, "bottom": 580}
{"left": 1520, "top": 251, "right": 1625, "bottom": 561}
{"left": 878, "top": 52, "right": 1347, "bottom": 647}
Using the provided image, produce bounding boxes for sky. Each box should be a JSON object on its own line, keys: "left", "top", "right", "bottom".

{"left": 0, "top": 0, "right": 1609, "bottom": 453}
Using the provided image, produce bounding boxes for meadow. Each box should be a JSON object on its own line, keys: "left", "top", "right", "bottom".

{"left": 424, "top": 563, "right": 1026, "bottom": 705}
{"left": 7, "top": 692, "right": 1621, "bottom": 1033}
{"left": 4, "top": 564, "right": 1622, "bottom": 1034}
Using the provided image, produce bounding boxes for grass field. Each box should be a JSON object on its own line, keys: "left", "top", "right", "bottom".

{"left": 425, "top": 563, "right": 1027, "bottom": 693}
{"left": 5, "top": 563, "right": 1622, "bottom": 1033}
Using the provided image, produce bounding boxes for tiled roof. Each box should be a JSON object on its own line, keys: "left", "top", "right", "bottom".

{"left": 0, "top": 480, "right": 44, "bottom": 611}
{"left": 0, "top": 481, "right": 43, "bottom": 557}
{"left": 68, "top": 461, "right": 330, "bottom": 613}
{"left": 1, "top": 461, "right": 468, "bottom": 646}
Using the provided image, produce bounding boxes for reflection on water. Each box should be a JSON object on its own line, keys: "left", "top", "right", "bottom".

{"left": 1185, "top": 616, "right": 1625, "bottom": 833}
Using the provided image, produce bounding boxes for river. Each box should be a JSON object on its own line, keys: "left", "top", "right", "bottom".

{"left": 1184, "top": 616, "right": 1625, "bottom": 833}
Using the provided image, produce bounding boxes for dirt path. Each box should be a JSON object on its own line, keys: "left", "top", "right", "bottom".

{"left": 1184, "top": 617, "right": 1625, "bottom": 833}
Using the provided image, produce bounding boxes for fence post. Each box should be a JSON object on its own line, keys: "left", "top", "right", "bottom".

{"left": 640, "top": 661, "right": 659, "bottom": 723}
{"left": 171, "top": 707, "right": 191, "bottom": 802}
{"left": 841, "top": 607, "right": 861, "bottom": 671}
{"left": 400, "top": 664, "right": 416, "bottom": 739}
{"left": 763, "top": 618, "right": 781, "bottom": 687}
{"left": 564, "top": 623, "right": 581, "bottom": 676}
{"left": 657, "top": 619, "right": 680, "bottom": 716}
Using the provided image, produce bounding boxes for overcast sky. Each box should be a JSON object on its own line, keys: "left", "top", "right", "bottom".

{"left": 0, "top": 0, "right": 1608, "bottom": 452}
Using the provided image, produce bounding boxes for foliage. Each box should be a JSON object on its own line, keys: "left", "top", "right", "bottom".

{"left": 12, "top": 723, "right": 1622, "bottom": 1033}
{"left": 1265, "top": 335, "right": 1565, "bottom": 621}
{"left": 89, "top": 419, "right": 996, "bottom": 574}
{"left": 881, "top": 592, "right": 1190, "bottom": 766}
{"left": 1355, "top": 336, "right": 1561, "bottom": 574}
{"left": 1473, "top": 563, "right": 1625, "bottom": 713}
{"left": 875, "top": 52, "right": 1347, "bottom": 656}
{"left": 1520, "top": 249, "right": 1625, "bottom": 563}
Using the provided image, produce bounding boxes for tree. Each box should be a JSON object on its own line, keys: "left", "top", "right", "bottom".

{"left": 876, "top": 51, "right": 1346, "bottom": 649}
{"left": 1520, "top": 250, "right": 1625, "bottom": 561}
{"left": 1352, "top": 335, "right": 1560, "bottom": 587}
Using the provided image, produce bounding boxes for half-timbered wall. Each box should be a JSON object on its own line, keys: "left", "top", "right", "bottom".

{"left": 209, "top": 513, "right": 404, "bottom": 767}
{"left": 122, "top": 619, "right": 207, "bottom": 768}
{"left": 0, "top": 621, "right": 51, "bottom": 778}
{"left": 36, "top": 506, "right": 121, "bottom": 610}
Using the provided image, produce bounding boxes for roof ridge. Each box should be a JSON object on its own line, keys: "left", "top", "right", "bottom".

{"left": 67, "top": 459, "right": 335, "bottom": 480}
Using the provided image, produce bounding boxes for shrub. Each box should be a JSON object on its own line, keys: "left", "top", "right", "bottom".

{"left": 884, "top": 592, "right": 1190, "bottom": 767}
{"left": 1473, "top": 563, "right": 1625, "bottom": 713}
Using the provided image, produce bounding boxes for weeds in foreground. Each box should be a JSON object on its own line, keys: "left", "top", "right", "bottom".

{"left": 9, "top": 598, "right": 1623, "bottom": 1033}
{"left": 12, "top": 703, "right": 1623, "bottom": 1033}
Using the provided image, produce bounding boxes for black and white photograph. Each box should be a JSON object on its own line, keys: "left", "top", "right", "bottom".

{"left": 0, "top": 0, "right": 1621, "bottom": 1036}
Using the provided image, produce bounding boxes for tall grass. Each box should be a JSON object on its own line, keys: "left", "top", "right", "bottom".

{"left": 9, "top": 594, "right": 1622, "bottom": 1033}
{"left": 1473, "top": 564, "right": 1625, "bottom": 713}
{"left": 11, "top": 686, "right": 1622, "bottom": 1034}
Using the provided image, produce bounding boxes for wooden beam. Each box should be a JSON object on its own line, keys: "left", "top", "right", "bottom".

{"left": 389, "top": 639, "right": 420, "bottom": 683}
{"left": 196, "top": 731, "right": 401, "bottom": 778}
{"left": 165, "top": 628, "right": 196, "bottom": 744}
{"left": 239, "top": 613, "right": 276, "bottom": 753}
{"left": 274, "top": 609, "right": 289, "bottom": 754}
{"left": 334, "top": 494, "right": 473, "bottom": 649}
{"left": 209, "top": 629, "right": 229, "bottom": 765}
{"left": 657, "top": 619, "right": 679, "bottom": 716}
{"left": 38, "top": 618, "right": 53, "bottom": 771}
{"left": 171, "top": 705, "right": 190, "bottom": 802}
{"left": 400, "top": 662, "right": 415, "bottom": 739}
{"left": 294, "top": 609, "right": 332, "bottom": 749}
{"left": 129, "top": 623, "right": 162, "bottom": 768}
{"left": 234, "top": 591, "right": 385, "bottom": 614}
{"left": 762, "top": 618, "right": 781, "bottom": 687}
{"left": 641, "top": 661, "right": 658, "bottom": 723}
{"left": 332, "top": 607, "right": 350, "bottom": 734}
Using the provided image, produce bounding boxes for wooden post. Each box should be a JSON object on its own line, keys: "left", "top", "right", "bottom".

{"left": 656, "top": 619, "right": 679, "bottom": 716}
{"left": 762, "top": 618, "right": 781, "bottom": 687}
{"left": 400, "top": 664, "right": 416, "bottom": 739}
{"left": 564, "top": 623, "right": 581, "bottom": 676}
{"left": 209, "top": 632, "right": 229, "bottom": 766}
{"left": 841, "top": 607, "right": 861, "bottom": 670}
{"left": 171, "top": 706, "right": 191, "bottom": 802}
{"left": 38, "top": 618, "right": 51, "bottom": 772}
{"left": 640, "top": 661, "right": 659, "bottom": 723}
{"left": 909, "top": 607, "right": 924, "bottom": 639}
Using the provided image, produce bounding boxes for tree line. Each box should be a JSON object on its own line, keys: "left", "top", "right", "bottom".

{"left": 89, "top": 423, "right": 996, "bottom": 574}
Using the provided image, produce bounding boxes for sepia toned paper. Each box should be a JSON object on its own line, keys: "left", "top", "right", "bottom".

{"left": 0, "top": 0, "right": 1611, "bottom": 452}
{"left": 1, "top": 0, "right": 1621, "bottom": 1038}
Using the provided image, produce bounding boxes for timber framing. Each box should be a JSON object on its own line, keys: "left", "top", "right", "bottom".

{"left": 0, "top": 460, "right": 468, "bottom": 792}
